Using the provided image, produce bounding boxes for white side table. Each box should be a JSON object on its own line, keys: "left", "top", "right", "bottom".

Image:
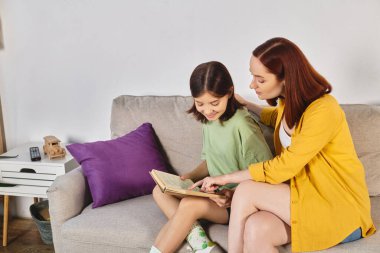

{"left": 0, "top": 142, "right": 79, "bottom": 246}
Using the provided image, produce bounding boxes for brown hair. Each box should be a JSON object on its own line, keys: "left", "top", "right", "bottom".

{"left": 187, "top": 61, "right": 243, "bottom": 123}
{"left": 253, "top": 37, "right": 332, "bottom": 128}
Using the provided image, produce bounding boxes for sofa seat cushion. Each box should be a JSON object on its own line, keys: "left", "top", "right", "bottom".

{"left": 61, "top": 195, "right": 379, "bottom": 253}
{"left": 61, "top": 195, "right": 166, "bottom": 250}
{"left": 61, "top": 195, "right": 219, "bottom": 252}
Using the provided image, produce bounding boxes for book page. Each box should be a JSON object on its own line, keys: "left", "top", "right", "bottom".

{"left": 152, "top": 170, "right": 196, "bottom": 190}
{"left": 150, "top": 170, "right": 224, "bottom": 198}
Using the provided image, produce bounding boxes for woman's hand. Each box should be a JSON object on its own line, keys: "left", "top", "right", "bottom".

{"left": 189, "top": 175, "right": 226, "bottom": 192}
{"left": 235, "top": 94, "right": 247, "bottom": 105}
{"left": 235, "top": 93, "right": 263, "bottom": 116}
{"left": 210, "top": 189, "right": 234, "bottom": 208}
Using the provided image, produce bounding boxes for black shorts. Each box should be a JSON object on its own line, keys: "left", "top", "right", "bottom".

{"left": 226, "top": 207, "right": 231, "bottom": 223}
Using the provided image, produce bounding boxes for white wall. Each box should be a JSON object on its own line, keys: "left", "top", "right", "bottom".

{"left": 0, "top": 0, "right": 379, "bottom": 217}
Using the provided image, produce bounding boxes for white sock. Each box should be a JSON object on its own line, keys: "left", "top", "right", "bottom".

{"left": 194, "top": 245, "right": 216, "bottom": 253}
{"left": 150, "top": 245, "right": 162, "bottom": 253}
{"left": 186, "top": 221, "right": 215, "bottom": 251}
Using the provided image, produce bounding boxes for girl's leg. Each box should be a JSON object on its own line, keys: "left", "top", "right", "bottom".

{"left": 228, "top": 180, "right": 291, "bottom": 253}
{"left": 153, "top": 186, "right": 214, "bottom": 250}
{"left": 152, "top": 186, "right": 182, "bottom": 219}
{"left": 243, "top": 211, "right": 291, "bottom": 253}
{"left": 154, "top": 197, "right": 228, "bottom": 253}
{"left": 152, "top": 186, "right": 182, "bottom": 244}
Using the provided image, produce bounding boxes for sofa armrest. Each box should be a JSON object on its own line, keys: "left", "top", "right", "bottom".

{"left": 47, "top": 167, "right": 92, "bottom": 253}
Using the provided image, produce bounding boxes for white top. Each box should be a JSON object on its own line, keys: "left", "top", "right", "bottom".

{"left": 279, "top": 122, "right": 291, "bottom": 148}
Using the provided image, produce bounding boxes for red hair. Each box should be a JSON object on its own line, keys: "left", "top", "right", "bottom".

{"left": 253, "top": 37, "right": 332, "bottom": 128}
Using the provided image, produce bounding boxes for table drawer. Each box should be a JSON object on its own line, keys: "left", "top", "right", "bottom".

{"left": 2, "top": 171, "right": 56, "bottom": 180}
{"left": 0, "top": 164, "right": 64, "bottom": 175}
{"left": 0, "top": 168, "right": 57, "bottom": 187}
{"left": 0, "top": 178, "right": 53, "bottom": 187}
{"left": 0, "top": 185, "right": 48, "bottom": 197}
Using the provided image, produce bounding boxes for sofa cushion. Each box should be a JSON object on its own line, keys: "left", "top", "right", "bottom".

{"left": 61, "top": 196, "right": 379, "bottom": 252}
{"left": 61, "top": 195, "right": 195, "bottom": 252}
{"left": 342, "top": 105, "right": 380, "bottom": 196}
{"left": 67, "top": 123, "right": 168, "bottom": 208}
{"left": 110, "top": 96, "right": 380, "bottom": 196}
{"left": 111, "top": 95, "right": 203, "bottom": 176}
{"left": 61, "top": 195, "right": 227, "bottom": 252}
{"left": 61, "top": 195, "right": 165, "bottom": 250}
{"left": 110, "top": 96, "right": 276, "bottom": 176}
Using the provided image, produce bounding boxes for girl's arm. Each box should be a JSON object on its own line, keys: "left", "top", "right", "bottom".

{"left": 180, "top": 160, "right": 209, "bottom": 182}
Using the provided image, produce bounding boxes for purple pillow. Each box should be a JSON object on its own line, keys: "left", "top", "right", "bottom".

{"left": 67, "top": 123, "right": 168, "bottom": 208}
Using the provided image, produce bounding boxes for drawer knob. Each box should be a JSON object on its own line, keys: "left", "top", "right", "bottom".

{"left": 20, "top": 168, "right": 36, "bottom": 173}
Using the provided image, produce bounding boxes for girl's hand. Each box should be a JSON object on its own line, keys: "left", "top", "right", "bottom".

{"left": 189, "top": 176, "right": 225, "bottom": 192}
{"left": 180, "top": 173, "right": 192, "bottom": 181}
{"left": 210, "top": 189, "right": 234, "bottom": 208}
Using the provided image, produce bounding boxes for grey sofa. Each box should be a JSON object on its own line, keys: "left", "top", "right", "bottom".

{"left": 47, "top": 95, "right": 380, "bottom": 253}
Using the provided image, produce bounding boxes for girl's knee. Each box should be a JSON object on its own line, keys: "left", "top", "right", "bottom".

{"left": 152, "top": 185, "right": 164, "bottom": 202}
{"left": 178, "top": 197, "right": 208, "bottom": 216}
{"left": 179, "top": 197, "right": 201, "bottom": 208}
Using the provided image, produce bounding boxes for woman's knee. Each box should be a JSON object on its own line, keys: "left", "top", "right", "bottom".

{"left": 244, "top": 211, "right": 290, "bottom": 248}
{"left": 244, "top": 212, "right": 271, "bottom": 248}
{"left": 234, "top": 180, "right": 257, "bottom": 198}
{"left": 232, "top": 180, "right": 258, "bottom": 209}
{"left": 244, "top": 215, "right": 266, "bottom": 240}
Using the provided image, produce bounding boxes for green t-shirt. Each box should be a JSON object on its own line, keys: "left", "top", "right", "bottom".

{"left": 201, "top": 108, "right": 273, "bottom": 189}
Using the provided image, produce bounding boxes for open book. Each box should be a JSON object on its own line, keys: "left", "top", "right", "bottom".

{"left": 149, "top": 169, "right": 224, "bottom": 199}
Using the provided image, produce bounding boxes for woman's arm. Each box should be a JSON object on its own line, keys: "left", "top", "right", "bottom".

{"left": 250, "top": 97, "right": 343, "bottom": 184}
{"left": 220, "top": 169, "right": 252, "bottom": 184}
{"left": 181, "top": 160, "right": 209, "bottom": 182}
{"left": 190, "top": 169, "right": 251, "bottom": 192}
{"left": 236, "top": 94, "right": 278, "bottom": 128}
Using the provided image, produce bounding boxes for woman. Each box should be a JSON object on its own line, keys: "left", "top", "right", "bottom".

{"left": 191, "top": 38, "right": 376, "bottom": 253}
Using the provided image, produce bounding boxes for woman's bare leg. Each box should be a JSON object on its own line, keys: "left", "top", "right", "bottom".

{"left": 243, "top": 211, "right": 291, "bottom": 253}
{"left": 154, "top": 197, "right": 228, "bottom": 253}
{"left": 228, "top": 180, "right": 291, "bottom": 253}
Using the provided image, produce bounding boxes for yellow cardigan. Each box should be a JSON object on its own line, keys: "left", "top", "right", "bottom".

{"left": 249, "top": 94, "right": 376, "bottom": 252}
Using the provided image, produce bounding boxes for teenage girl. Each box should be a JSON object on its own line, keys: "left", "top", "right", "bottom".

{"left": 150, "top": 61, "right": 273, "bottom": 253}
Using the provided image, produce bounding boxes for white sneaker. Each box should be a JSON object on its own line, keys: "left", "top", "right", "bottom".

{"left": 149, "top": 246, "right": 162, "bottom": 253}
